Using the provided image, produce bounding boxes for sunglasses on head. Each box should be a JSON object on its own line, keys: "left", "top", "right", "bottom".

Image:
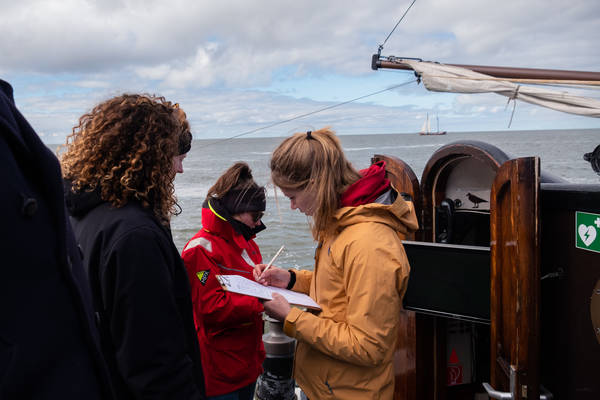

{"left": 251, "top": 211, "right": 264, "bottom": 223}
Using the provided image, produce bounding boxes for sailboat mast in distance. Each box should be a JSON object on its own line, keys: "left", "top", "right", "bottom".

{"left": 419, "top": 113, "right": 446, "bottom": 135}
{"left": 437, "top": 115, "right": 447, "bottom": 135}
{"left": 419, "top": 113, "right": 430, "bottom": 135}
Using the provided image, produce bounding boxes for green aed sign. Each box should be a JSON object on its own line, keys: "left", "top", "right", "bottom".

{"left": 576, "top": 211, "right": 600, "bottom": 253}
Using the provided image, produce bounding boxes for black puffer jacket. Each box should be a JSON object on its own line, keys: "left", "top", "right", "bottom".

{"left": 65, "top": 184, "right": 206, "bottom": 400}
{"left": 0, "top": 79, "right": 113, "bottom": 399}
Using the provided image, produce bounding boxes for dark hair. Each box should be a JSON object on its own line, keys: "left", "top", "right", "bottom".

{"left": 60, "top": 94, "right": 188, "bottom": 224}
{"left": 208, "top": 162, "right": 266, "bottom": 214}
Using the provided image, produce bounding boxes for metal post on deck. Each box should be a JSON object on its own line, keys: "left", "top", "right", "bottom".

{"left": 255, "top": 316, "right": 297, "bottom": 400}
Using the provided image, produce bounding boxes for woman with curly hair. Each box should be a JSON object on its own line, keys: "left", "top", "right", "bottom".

{"left": 61, "top": 94, "right": 206, "bottom": 399}
{"left": 181, "top": 162, "right": 267, "bottom": 400}
{"left": 254, "top": 128, "right": 418, "bottom": 399}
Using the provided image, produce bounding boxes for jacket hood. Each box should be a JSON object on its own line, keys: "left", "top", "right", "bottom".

{"left": 201, "top": 198, "right": 265, "bottom": 244}
{"left": 63, "top": 179, "right": 104, "bottom": 218}
{"left": 333, "top": 188, "right": 418, "bottom": 237}
{"left": 340, "top": 161, "right": 390, "bottom": 207}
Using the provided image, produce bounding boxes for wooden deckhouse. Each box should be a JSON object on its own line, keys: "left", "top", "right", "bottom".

{"left": 371, "top": 58, "right": 600, "bottom": 400}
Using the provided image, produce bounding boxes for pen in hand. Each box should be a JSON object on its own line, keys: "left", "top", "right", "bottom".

{"left": 261, "top": 245, "right": 285, "bottom": 278}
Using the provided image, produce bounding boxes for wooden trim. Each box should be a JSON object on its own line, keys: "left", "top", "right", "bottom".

{"left": 490, "top": 157, "right": 540, "bottom": 400}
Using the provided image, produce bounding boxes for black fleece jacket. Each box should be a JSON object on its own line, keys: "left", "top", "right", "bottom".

{"left": 65, "top": 184, "right": 206, "bottom": 400}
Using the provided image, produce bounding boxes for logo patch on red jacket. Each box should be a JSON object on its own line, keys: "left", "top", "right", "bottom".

{"left": 196, "top": 270, "right": 210, "bottom": 285}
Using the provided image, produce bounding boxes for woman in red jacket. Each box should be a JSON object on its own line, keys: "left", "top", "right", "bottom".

{"left": 182, "top": 162, "right": 267, "bottom": 400}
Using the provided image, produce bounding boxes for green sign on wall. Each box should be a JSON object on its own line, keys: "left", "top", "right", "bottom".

{"left": 576, "top": 211, "right": 600, "bottom": 253}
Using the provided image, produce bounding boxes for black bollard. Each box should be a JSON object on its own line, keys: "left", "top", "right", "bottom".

{"left": 255, "top": 316, "right": 297, "bottom": 400}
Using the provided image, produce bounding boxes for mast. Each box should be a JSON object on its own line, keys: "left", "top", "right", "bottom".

{"left": 371, "top": 54, "right": 600, "bottom": 82}
{"left": 427, "top": 114, "right": 431, "bottom": 133}
{"left": 420, "top": 113, "right": 429, "bottom": 134}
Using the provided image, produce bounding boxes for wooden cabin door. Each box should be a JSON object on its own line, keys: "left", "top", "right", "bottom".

{"left": 486, "top": 157, "right": 544, "bottom": 400}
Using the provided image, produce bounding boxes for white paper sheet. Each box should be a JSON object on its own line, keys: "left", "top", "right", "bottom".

{"left": 216, "top": 274, "right": 321, "bottom": 310}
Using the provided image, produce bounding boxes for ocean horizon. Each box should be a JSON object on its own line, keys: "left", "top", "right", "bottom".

{"left": 49, "top": 128, "right": 600, "bottom": 269}
{"left": 167, "top": 128, "right": 600, "bottom": 269}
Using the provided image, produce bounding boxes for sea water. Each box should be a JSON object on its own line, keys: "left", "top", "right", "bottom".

{"left": 172, "top": 129, "right": 600, "bottom": 269}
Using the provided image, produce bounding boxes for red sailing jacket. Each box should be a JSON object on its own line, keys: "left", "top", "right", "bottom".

{"left": 182, "top": 207, "right": 266, "bottom": 397}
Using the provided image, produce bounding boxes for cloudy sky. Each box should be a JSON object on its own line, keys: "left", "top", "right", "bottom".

{"left": 2, "top": 0, "right": 599, "bottom": 143}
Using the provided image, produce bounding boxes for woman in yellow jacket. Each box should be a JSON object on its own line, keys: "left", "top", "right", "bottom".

{"left": 254, "top": 128, "right": 418, "bottom": 399}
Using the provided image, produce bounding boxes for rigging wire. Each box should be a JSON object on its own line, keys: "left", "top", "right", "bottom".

{"left": 377, "top": 0, "right": 417, "bottom": 55}
{"left": 199, "top": 3, "right": 420, "bottom": 150}
{"left": 198, "top": 78, "right": 417, "bottom": 149}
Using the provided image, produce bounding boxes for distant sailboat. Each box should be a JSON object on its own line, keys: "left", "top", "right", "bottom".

{"left": 419, "top": 113, "right": 446, "bottom": 135}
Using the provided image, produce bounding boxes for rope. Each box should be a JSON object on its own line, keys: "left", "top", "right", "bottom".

{"left": 198, "top": 78, "right": 417, "bottom": 148}
{"left": 506, "top": 85, "right": 521, "bottom": 128}
{"left": 378, "top": 0, "right": 417, "bottom": 55}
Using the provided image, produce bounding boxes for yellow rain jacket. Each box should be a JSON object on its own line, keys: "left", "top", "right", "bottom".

{"left": 284, "top": 190, "right": 418, "bottom": 399}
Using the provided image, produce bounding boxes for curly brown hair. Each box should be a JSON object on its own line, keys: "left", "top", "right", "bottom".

{"left": 60, "top": 94, "right": 190, "bottom": 224}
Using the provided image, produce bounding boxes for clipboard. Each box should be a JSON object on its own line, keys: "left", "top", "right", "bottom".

{"left": 216, "top": 274, "right": 321, "bottom": 310}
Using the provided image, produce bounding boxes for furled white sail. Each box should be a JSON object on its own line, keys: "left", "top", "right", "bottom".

{"left": 400, "top": 59, "right": 600, "bottom": 118}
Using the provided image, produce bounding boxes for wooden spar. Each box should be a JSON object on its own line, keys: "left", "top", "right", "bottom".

{"left": 371, "top": 54, "right": 600, "bottom": 82}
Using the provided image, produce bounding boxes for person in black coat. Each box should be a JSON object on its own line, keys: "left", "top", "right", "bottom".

{"left": 60, "top": 94, "right": 206, "bottom": 399}
{"left": 0, "top": 79, "right": 114, "bottom": 398}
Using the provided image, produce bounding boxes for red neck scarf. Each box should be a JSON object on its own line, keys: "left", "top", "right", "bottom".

{"left": 340, "top": 161, "right": 390, "bottom": 207}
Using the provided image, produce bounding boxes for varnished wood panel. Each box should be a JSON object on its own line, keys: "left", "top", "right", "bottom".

{"left": 490, "top": 157, "right": 540, "bottom": 400}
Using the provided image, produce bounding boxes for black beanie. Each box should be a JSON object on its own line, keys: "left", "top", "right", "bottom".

{"left": 178, "top": 130, "right": 192, "bottom": 155}
{"left": 221, "top": 187, "right": 266, "bottom": 214}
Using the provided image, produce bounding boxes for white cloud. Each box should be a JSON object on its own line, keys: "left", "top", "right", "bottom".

{"left": 1, "top": 0, "right": 598, "bottom": 142}
{"left": 4, "top": 0, "right": 599, "bottom": 77}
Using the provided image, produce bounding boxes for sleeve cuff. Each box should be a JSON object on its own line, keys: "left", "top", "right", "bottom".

{"left": 286, "top": 269, "right": 296, "bottom": 290}
{"left": 283, "top": 307, "right": 304, "bottom": 337}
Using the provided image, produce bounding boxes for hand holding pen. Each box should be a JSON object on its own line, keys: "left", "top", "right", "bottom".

{"left": 253, "top": 245, "right": 290, "bottom": 288}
